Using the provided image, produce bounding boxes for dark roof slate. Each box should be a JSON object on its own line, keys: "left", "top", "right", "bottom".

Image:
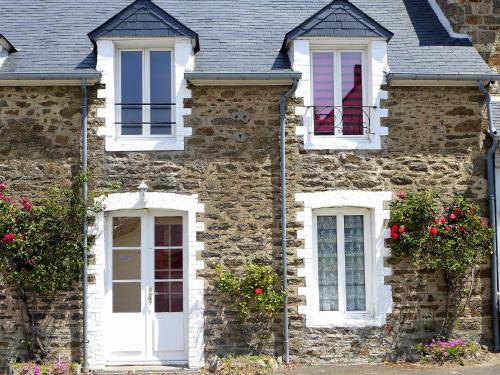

{"left": 283, "top": 0, "right": 393, "bottom": 50}
{"left": 0, "top": 0, "right": 494, "bottom": 76}
{"left": 88, "top": 0, "right": 199, "bottom": 51}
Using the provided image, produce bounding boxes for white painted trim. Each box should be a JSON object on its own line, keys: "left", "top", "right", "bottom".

{"left": 0, "top": 47, "right": 8, "bottom": 68}
{"left": 96, "top": 38, "right": 193, "bottom": 151}
{"left": 295, "top": 190, "right": 392, "bottom": 328}
{"left": 427, "top": 0, "right": 472, "bottom": 41}
{"left": 389, "top": 79, "right": 479, "bottom": 87}
{"left": 290, "top": 39, "right": 389, "bottom": 150}
{"left": 87, "top": 192, "right": 205, "bottom": 369}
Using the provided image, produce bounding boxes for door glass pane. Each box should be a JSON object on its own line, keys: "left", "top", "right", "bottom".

{"left": 113, "top": 250, "right": 141, "bottom": 280}
{"left": 313, "top": 52, "right": 335, "bottom": 135}
{"left": 344, "top": 215, "right": 366, "bottom": 311}
{"left": 113, "top": 282, "right": 141, "bottom": 313}
{"left": 317, "top": 216, "right": 339, "bottom": 311}
{"left": 155, "top": 217, "right": 183, "bottom": 247}
{"left": 150, "top": 51, "right": 172, "bottom": 136}
{"left": 155, "top": 282, "right": 183, "bottom": 313}
{"left": 341, "top": 52, "right": 363, "bottom": 136}
{"left": 121, "top": 51, "right": 143, "bottom": 136}
{"left": 113, "top": 217, "right": 141, "bottom": 247}
{"left": 155, "top": 249, "right": 183, "bottom": 280}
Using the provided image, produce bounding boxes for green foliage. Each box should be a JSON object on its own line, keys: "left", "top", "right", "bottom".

{"left": 216, "top": 263, "right": 286, "bottom": 322}
{"left": 0, "top": 186, "right": 84, "bottom": 294}
{"left": 415, "top": 339, "right": 482, "bottom": 366}
{"left": 390, "top": 191, "right": 494, "bottom": 335}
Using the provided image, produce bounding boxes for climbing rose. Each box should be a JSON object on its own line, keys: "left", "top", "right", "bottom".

{"left": 255, "top": 288, "right": 263, "bottom": 295}
{"left": 444, "top": 226, "right": 450, "bottom": 232}
{"left": 391, "top": 225, "right": 399, "bottom": 233}
{"left": 398, "top": 191, "right": 405, "bottom": 199}
{"left": 440, "top": 218, "right": 446, "bottom": 225}
{"left": 459, "top": 226, "right": 465, "bottom": 233}
{"left": 2, "top": 233, "right": 15, "bottom": 243}
{"left": 20, "top": 197, "right": 32, "bottom": 212}
{"left": 391, "top": 233, "right": 399, "bottom": 240}
{"left": 429, "top": 227, "right": 438, "bottom": 237}
{"left": 449, "top": 213, "right": 457, "bottom": 220}
{"left": 434, "top": 218, "right": 439, "bottom": 224}
{"left": 398, "top": 225, "right": 405, "bottom": 234}
{"left": 0, "top": 182, "right": 6, "bottom": 190}
{"left": 25, "top": 259, "right": 34, "bottom": 266}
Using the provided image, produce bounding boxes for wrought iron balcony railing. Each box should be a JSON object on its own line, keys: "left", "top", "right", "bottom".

{"left": 305, "top": 105, "right": 376, "bottom": 136}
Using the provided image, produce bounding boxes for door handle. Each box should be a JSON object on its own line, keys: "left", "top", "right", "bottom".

{"left": 148, "top": 287, "right": 153, "bottom": 305}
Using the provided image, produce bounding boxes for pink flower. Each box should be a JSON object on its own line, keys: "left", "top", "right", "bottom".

{"left": 398, "top": 225, "right": 405, "bottom": 234}
{"left": 0, "top": 182, "right": 6, "bottom": 190}
{"left": 434, "top": 218, "right": 439, "bottom": 225}
{"left": 398, "top": 191, "right": 405, "bottom": 199}
{"left": 2, "top": 233, "right": 15, "bottom": 243}
{"left": 20, "top": 197, "right": 32, "bottom": 212}
{"left": 449, "top": 213, "right": 457, "bottom": 220}
{"left": 25, "top": 259, "right": 34, "bottom": 266}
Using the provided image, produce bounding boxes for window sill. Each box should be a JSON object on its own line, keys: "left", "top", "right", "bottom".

{"left": 105, "top": 137, "right": 185, "bottom": 152}
{"left": 301, "top": 132, "right": 382, "bottom": 150}
{"left": 304, "top": 311, "right": 386, "bottom": 328}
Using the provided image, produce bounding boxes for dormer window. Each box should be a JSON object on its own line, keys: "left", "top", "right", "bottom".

{"left": 118, "top": 49, "right": 174, "bottom": 137}
{"left": 312, "top": 50, "right": 365, "bottom": 137}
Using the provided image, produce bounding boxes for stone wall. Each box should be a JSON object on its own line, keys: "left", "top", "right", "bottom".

{"left": 0, "top": 86, "right": 83, "bottom": 367}
{"left": 0, "top": 83, "right": 492, "bottom": 367}
{"left": 437, "top": 0, "right": 500, "bottom": 69}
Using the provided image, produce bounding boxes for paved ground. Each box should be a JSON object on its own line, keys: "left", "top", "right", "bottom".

{"left": 280, "top": 361, "right": 500, "bottom": 375}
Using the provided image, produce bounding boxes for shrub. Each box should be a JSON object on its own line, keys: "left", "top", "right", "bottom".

{"left": 415, "top": 339, "right": 481, "bottom": 365}
{"left": 390, "top": 191, "right": 493, "bottom": 336}
{"left": 11, "top": 362, "right": 78, "bottom": 375}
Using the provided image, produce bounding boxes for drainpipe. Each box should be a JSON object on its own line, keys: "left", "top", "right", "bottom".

{"left": 479, "top": 81, "right": 500, "bottom": 352}
{"left": 279, "top": 78, "right": 299, "bottom": 364}
{"left": 81, "top": 78, "right": 90, "bottom": 372}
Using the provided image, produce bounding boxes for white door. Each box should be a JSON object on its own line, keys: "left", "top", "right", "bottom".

{"left": 105, "top": 211, "right": 187, "bottom": 364}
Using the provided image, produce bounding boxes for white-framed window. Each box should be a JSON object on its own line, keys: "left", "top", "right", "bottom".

{"left": 313, "top": 208, "right": 373, "bottom": 318}
{"left": 311, "top": 50, "right": 367, "bottom": 137}
{"left": 290, "top": 39, "right": 389, "bottom": 150}
{"left": 95, "top": 38, "right": 194, "bottom": 152}
{"left": 295, "top": 190, "right": 392, "bottom": 328}
{"left": 116, "top": 48, "right": 174, "bottom": 138}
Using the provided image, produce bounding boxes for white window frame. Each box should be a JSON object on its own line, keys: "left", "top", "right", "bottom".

{"left": 313, "top": 207, "right": 373, "bottom": 318}
{"left": 290, "top": 38, "right": 389, "bottom": 150}
{"left": 295, "top": 190, "right": 392, "bottom": 328}
{"left": 116, "top": 47, "right": 175, "bottom": 139}
{"left": 310, "top": 49, "right": 368, "bottom": 139}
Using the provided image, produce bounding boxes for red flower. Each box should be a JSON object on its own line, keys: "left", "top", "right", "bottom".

{"left": 459, "top": 226, "right": 465, "bottom": 233}
{"left": 471, "top": 208, "right": 475, "bottom": 215}
{"left": 20, "top": 197, "right": 32, "bottom": 212}
{"left": 440, "top": 218, "right": 446, "bottom": 225}
{"left": 444, "top": 226, "right": 450, "bottom": 232}
{"left": 429, "top": 227, "right": 438, "bottom": 237}
{"left": 391, "top": 233, "right": 399, "bottom": 240}
{"left": 449, "top": 213, "right": 457, "bottom": 220}
{"left": 0, "top": 182, "right": 6, "bottom": 191}
{"left": 2, "top": 233, "right": 15, "bottom": 243}
{"left": 434, "top": 218, "right": 439, "bottom": 225}
{"left": 398, "top": 225, "right": 405, "bottom": 234}
{"left": 454, "top": 209, "right": 462, "bottom": 216}
{"left": 255, "top": 288, "right": 263, "bottom": 295}
{"left": 398, "top": 191, "right": 405, "bottom": 199}
{"left": 391, "top": 225, "right": 399, "bottom": 233}
{"left": 25, "top": 259, "right": 34, "bottom": 266}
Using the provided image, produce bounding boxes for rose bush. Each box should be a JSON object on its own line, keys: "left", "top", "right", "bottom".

{"left": 0, "top": 183, "right": 85, "bottom": 360}
{"left": 390, "top": 191, "right": 493, "bottom": 335}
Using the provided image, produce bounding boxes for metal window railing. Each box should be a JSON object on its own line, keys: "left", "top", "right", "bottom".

{"left": 305, "top": 105, "right": 376, "bottom": 136}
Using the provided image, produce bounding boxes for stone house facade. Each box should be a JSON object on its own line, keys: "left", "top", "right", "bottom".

{"left": 0, "top": 0, "right": 500, "bottom": 370}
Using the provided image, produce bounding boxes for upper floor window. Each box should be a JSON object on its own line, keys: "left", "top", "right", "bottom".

{"left": 117, "top": 48, "right": 174, "bottom": 138}
{"left": 312, "top": 51, "right": 366, "bottom": 137}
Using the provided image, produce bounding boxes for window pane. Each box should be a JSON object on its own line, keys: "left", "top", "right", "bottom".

{"left": 121, "top": 51, "right": 143, "bottom": 136}
{"left": 113, "top": 282, "right": 141, "bottom": 313}
{"left": 155, "top": 281, "right": 183, "bottom": 313}
{"left": 113, "top": 250, "right": 141, "bottom": 280}
{"left": 312, "top": 52, "right": 335, "bottom": 135}
{"left": 113, "top": 217, "right": 141, "bottom": 247}
{"left": 155, "top": 249, "right": 183, "bottom": 280}
{"left": 344, "top": 215, "right": 366, "bottom": 311}
{"left": 341, "top": 52, "right": 363, "bottom": 136}
{"left": 150, "top": 51, "right": 172, "bottom": 135}
{"left": 155, "top": 216, "right": 183, "bottom": 247}
{"left": 317, "top": 216, "right": 339, "bottom": 311}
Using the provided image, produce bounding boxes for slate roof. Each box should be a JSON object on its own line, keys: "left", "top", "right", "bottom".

{"left": 0, "top": 0, "right": 494, "bottom": 76}
{"left": 282, "top": 0, "right": 394, "bottom": 50}
{"left": 88, "top": 0, "right": 199, "bottom": 51}
{"left": 0, "top": 34, "right": 16, "bottom": 53}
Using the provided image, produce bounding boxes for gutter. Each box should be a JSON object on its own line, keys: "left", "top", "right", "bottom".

{"left": 279, "top": 78, "right": 299, "bottom": 364}
{"left": 389, "top": 72, "right": 500, "bottom": 83}
{"left": 0, "top": 72, "right": 101, "bottom": 82}
{"left": 479, "top": 81, "right": 500, "bottom": 352}
{"left": 81, "top": 79, "right": 90, "bottom": 372}
{"left": 185, "top": 71, "right": 302, "bottom": 86}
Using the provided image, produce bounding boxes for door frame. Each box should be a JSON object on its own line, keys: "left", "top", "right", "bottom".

{"left": 103, "top": 209, "right": 189, "bottom": 364}
{"left": 86, "top": 191, "right": 205, "bottom": 370}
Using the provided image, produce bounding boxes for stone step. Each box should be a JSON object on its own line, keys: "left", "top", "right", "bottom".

{"left": 88, "top": 366, "right": 197, "bottom": 375}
